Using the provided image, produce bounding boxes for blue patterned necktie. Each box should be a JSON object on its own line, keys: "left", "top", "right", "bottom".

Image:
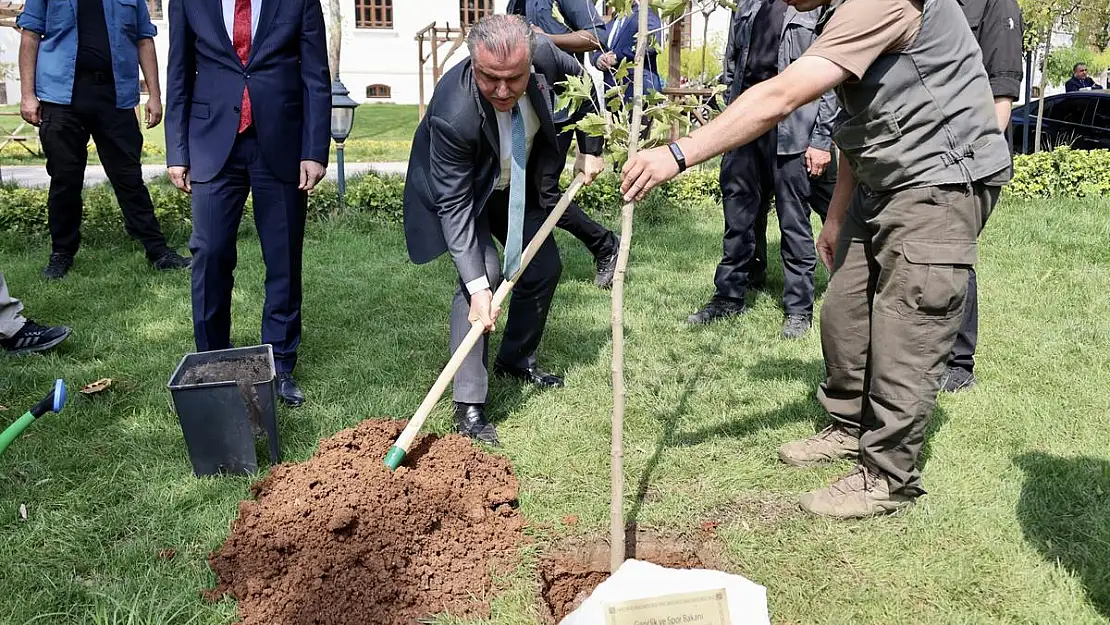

{"left": 502, "top": 103, "right": 527, "bottom": 279}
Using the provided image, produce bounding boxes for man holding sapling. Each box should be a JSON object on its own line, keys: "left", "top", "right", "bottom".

{"left": 403, "top": 15, "right": 605, "bottom": 446}
{"left": 507, "top": 0, "right": 622, "bottom": 289}
{"left": 620, "top": 0, "right": 1011, "bottom": 519}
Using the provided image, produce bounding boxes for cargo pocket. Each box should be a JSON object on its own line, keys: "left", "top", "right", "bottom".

{"left": 899, "top": 240, "right": 977, "bottom": 318}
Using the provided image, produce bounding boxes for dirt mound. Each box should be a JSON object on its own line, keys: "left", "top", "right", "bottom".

{"left": 538, "top": 531, "right": 721, "bottom": 622}
{"left": 205, "top": 420, "right": 527, "bottom": 624}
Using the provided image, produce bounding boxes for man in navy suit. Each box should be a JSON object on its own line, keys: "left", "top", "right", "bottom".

{"left": 164, "top": 0, "right": 330, "bottom": 407}
{"left": 590, "top": 3, "right": 663, "bottom": 106}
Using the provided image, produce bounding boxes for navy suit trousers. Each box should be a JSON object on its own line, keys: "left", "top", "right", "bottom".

{"left": 189, "top": 128, "right": 307, "bottom": 373}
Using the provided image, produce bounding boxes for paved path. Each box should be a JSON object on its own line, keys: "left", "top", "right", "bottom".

{"left": 0, "top": 161, "right": 409, "bottom": 188}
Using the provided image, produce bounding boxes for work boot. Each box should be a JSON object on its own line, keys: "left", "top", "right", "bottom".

{"left": 42, "top": 253, "right": 74, "bottom": 280}
{"left": 687, "top": 295, "right": 746, "bottom": 325}
{"left": 941, "top": 366, "right": 977, "bottom": 393}
{"left": 782, "top": 314, "right": 812, "bottom": 339}
{"left": 151, "top": 250, "right": 192, "bottom": 271}
{"left": 778, "top": 424, "right": 859, "bottom": 467}
{"left": 594, "top": 237, "right": 620, "bottom": 289}
{"left": 1, "top": 320, "right": 72, "bottom": 355}
{"left": 799, "top": 465, "right": 915, "bottom": 519}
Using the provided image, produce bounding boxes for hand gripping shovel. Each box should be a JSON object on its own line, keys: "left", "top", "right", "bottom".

{"left": 385, "top": 173, "right": 587, "bottom": 470}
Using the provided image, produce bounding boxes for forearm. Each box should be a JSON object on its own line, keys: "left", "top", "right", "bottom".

{"left": 994, "top": 97, "right": 1012, "bottom": 131}
{"left": 547, "top": 30, "right": 601, "bottom": 53}
{"left": 674, "top": 77, "right": 796, "bottom": 168}
{"left": 18, "top": 31, "right": 39, "bottom": 99}
{"left": 826, "top": 152, "right": 855, "bottom": 224}
{"left": 138, "top": 39, "right": 160, "bottom": 99}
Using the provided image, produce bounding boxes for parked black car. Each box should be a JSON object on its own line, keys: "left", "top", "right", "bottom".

{"left": 1009, "top": 90, "right": 1110, "bottom": 154}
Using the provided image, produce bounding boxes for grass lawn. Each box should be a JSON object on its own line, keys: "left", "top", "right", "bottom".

{"left": 1, "top": 193, "right": 1108, "bottom": 624}
{"left": 0, "top": 103, "right": 420, "bottom": 166}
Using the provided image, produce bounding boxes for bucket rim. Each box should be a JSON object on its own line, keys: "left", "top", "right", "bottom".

{"left": 167, "top": 344, "right": 276, "bottom": 391}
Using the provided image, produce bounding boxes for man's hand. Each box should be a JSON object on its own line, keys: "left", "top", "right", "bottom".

{"left": 20, "top": 94, "right": 41, "bottom": 126}
{"left": 299, "top": 160, "right": 326, "bottom": 191}
{"left": 145, "top": 97, "right": 163, "bottom": 129}
{"left": 620, "top": 145, "right": 681, "bottom": 202}
{"left": 816, "top": 218, "right": 841, "bottom": 271}
{"left": 575, "top": 153, "right": 606, "bottom": 185}
{"left": 168, "top": 166, "right": 191, "bottom": 194}
{"left": 596, "top": 51, "right": 617, "bottom": 71}
{"left": 804, "top": 147, "right": 831, "bottom": 177}
{"left": 468, "top": 288, "right": 500, "bottom": 333}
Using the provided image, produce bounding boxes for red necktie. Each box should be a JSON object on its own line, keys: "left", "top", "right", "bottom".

{"left": 233, "top": 0, "right": 252, "bottom": 132}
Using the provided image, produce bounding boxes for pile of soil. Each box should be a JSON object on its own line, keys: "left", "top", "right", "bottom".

{"left": 205, "top": 420, "right": 527, "bottom": 624}
{"left": 538, "top": 531, "right": 721, "bottom": 622}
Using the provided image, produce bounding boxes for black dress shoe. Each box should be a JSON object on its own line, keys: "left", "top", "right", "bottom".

{"left": 454, "top": 403, "right": 500, "bottom": 446}
{"left": 493, "top": 362, "right": 564, "bottom": 388}
{"left": 687, "top": 295, "right": 746, "bottom": 325}
{"left": 276, "top": 373, "right": 305, "bottom": 407}
{"left": 594, "top": 236, "right": 620, "bottom": 289}
{"left": 151, "top": 250, "right": 192, "bottom": 271}
{"left": 42, "top": 253, "right": 74, "bottom": 280}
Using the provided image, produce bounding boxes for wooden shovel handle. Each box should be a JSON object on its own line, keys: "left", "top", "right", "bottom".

{"left": 387, "top": 174, "right": 588, "bottom": 465}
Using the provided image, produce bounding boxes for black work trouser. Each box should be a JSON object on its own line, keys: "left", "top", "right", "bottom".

{"left": 549, "top": 130, "right": 617, "bottom": 259}
{"left": 716, "top": 129, "right": 817, "bottom": 315}
{"left": 946, "top": 268, "right": 978, "bottom": 374}
{"left": 749, "top": 146, "right": 835, "bottom": 287}
{"left": 39, "top": 72, "right": 170, "bottom": 260}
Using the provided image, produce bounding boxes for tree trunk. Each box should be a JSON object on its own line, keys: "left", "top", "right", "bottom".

{"left": 1034, "top": 27, "right": 1051, "bottom": 152}
{"left": 610, "top": 1, "right": 650, "bottom": 575}
{"left": 327, "top": 0, "right": 342, "bottom": 79}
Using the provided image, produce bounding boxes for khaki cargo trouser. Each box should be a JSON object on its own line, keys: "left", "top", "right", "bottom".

{"left": 0, "top": 272, "right": 27, "bottom": 340}
{"left": 817, "top": 182, "right": 999, "bottom": 496}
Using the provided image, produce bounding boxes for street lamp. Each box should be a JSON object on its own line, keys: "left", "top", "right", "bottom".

{"left": 330, "top": 76, "right": 359, "bottom": 208}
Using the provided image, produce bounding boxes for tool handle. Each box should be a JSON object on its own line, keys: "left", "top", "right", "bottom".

{"left": 0, "top": 412, "right": 37, "bottom": 458}
{"left": 385, "top": 173, "right": 587, "bottom": 470}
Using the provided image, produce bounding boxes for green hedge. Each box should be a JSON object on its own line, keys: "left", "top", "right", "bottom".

{"left": 0, "top": 147, "right": 1105, "bottom": 235}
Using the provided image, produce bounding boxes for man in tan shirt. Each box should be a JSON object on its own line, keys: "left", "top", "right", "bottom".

{"left": 620, "top": 0, "right": 1010, "bottom": 519}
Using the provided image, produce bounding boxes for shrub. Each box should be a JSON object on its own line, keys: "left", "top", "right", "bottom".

{"left": 1, "top": 147, "right": 1106, "bottom": 235}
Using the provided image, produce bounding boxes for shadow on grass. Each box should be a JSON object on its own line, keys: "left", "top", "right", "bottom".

{"left": 624, "top": 356, "right": 824, "bottom": 553}
{"left": 1014, "top": 452, "right": 1110, "bottom": 618}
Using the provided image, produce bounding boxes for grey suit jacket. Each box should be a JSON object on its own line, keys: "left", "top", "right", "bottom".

{"left": 402, "top": 36, "right": 603, "bottom": 286}
{"left": 722, "top": 1, "right": 838, "bottom": 155}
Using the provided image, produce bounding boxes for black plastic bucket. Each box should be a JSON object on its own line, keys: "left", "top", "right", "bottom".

{"left": 167, "top": 345, "right": 282, "bottom": 476}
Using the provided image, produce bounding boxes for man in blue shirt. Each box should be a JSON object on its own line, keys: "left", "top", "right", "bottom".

{"left": 508, "top": 0, "right": 620, "bottom": 288}
{"left": 17, "top": 0, "right": 190, "bottom": 280}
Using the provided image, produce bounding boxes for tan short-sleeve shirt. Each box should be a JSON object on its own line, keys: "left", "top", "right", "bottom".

{"left": 802, "top": 0, "right": 924, "bottom": 80}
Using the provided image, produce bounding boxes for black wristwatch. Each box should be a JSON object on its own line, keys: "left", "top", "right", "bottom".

{"left": 667, "top": 142, "right": 687, "bottom": 173}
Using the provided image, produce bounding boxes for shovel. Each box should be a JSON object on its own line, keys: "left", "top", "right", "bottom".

{"left": 0, "top": 379, "right": 67, "bottom": 458}
{"left": 385, "top": 173, "right": 588, "bottom": 470}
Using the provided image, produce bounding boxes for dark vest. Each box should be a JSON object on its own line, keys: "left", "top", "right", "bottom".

{"left": 817, "top": 0, "right": 1012, "bottom": 192}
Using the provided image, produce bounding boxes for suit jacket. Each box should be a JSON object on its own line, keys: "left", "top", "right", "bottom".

{"left": 722, "top": 0, "right": 837, "bottom": 155}
{"left": 403, "top": 36, "right": 604, "bottom": 286}
{"left": 589, "top": 4, "right": 663, "bottom": 104}
{"left": 164, "top": 0, "right": 331, "bottom": 184}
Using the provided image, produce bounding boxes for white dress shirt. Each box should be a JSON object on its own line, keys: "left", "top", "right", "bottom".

{"left": 222, "top": 0, "right": 262, "bottom": 43}
{"left": 494, "top": 95, "right": 540, "bottom": 191}
{"left": 464, "top": 95, "right": 541, "bottom": 295}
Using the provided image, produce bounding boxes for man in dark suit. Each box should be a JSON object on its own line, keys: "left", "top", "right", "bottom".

{"left": 164, "top": 0, "right": 330, "bottom": 407}
{"left": 404, "top": 15, "right": 605, "bottom": 445}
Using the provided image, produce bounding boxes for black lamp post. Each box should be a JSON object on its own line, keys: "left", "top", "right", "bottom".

{"left": 330, "top": 75, "right": 359, "bottom": 208}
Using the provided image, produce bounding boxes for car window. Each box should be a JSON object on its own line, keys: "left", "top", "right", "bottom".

{"left": 1047, "top": 97, "right": 1092, "bottom": 125}
{"left": 1092, "top": 99, "right": 1110, "bottom": 129}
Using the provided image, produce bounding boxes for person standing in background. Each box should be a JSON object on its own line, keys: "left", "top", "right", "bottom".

{"left": 16, "top": 0, "right": 191, "bottom": 280}
{"left": 941, "top": 0, "right": 1024, "bottom": 393}
{"left": 164, "top": 0, "right": 331, "bottom": 407}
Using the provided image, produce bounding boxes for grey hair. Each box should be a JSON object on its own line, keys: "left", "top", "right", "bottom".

{"left": 466, "top": 14, "right": 536, "bottom": 61}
